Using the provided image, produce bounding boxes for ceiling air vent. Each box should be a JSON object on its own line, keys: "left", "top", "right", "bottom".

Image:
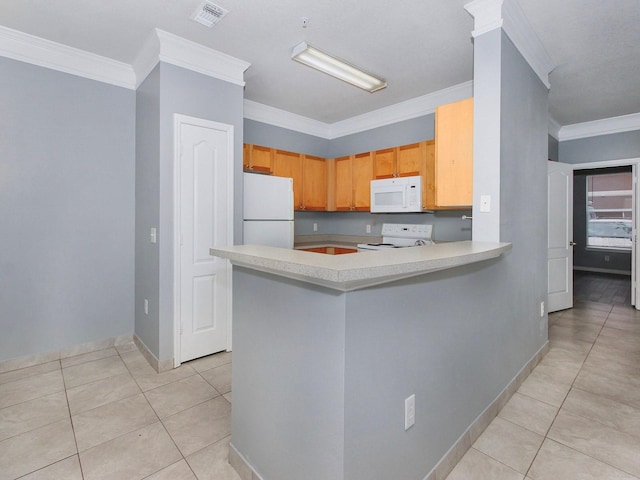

{"left": 191, "top": 1, "right": 228, "bottom": 28}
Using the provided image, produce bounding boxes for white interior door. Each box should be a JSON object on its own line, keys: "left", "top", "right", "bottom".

{"left": 175, "top": 115, "right": 233, "bottom": 363}
{"left": 548, "top": 161, "right": 574, "bottom": 312}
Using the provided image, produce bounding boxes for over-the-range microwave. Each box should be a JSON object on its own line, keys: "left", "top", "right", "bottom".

{"left": 370, "top": 175, "right": 422, "bottom": 213}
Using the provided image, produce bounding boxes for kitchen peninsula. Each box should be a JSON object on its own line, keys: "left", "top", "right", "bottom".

{"left": 210, "top": 241, "right": 526, "bottom": 480}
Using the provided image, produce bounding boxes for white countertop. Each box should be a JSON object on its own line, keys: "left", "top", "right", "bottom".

{"left": 210, "top": 241, "right": 512, "bottom": 291}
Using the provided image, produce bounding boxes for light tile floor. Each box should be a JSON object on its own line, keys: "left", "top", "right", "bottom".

{"left": 3, "top": 297, "right": 640, "bottom": 479}
{"left": 0, "top": 345, "right": 238, "bottom": 480}
{"left": 447, "top": 300, "right": 640, "bottom": 480}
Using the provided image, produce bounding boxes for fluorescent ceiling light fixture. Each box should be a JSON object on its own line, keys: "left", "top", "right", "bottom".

{"left": 291, "top": 42, "right": 387, "bottom": 93}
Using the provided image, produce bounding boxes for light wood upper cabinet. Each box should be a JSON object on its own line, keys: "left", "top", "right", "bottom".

{"left": 352, "top": 152, "right": 373, "bottom": 210}
{"left": 334, "top": 156, "right": 353, "bottom": 211}
{"left": 396, "top": 143, "right": 424, "bottom": 178}
{"left": 373, "top": 144, "right": 424, "bottom": 179}
{"left": 244, "top": 144, "right": 274, "bottom": 173}
{"left": 373, "top": 148, "right": 396, "bottom": 179}
{"left": 433, "top": 97, "right": 473, "bottom": 208}
{"left": 271, "top": 148, "right": 327, "bottom": 211}
{"left": 331, "top": 152, "right": 373, "bottom": 211}
{"left": 245, "top": 97, "right": 472, "bottom": 214}
{"left": 274, "top": 149, "right": 303, "bottom": 209}
{"left": 302, "top": 155, "right": 327, "bottom": 211}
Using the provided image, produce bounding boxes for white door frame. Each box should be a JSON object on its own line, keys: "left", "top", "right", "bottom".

{"left": 173, "top": 114, "right": 234, "bottom": 367}
{"left": 571, "top": 157, "right": 640, "bottom": 309}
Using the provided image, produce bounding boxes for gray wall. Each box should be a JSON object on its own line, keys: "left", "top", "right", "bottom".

{"left": 548, "top": 135, "right": 559, "bottom": 161}
{"left": 497, "top": 29, "right": 549, "bottom": 356}
{"left": 559, "top": 130, "right": 640, "bottom": 164}
{"left": 135, "top": 65, "right": 162, "bottom": 358}
{"left": 295, "top": 211, "right": 472, "bottom": 242}
{"left": 135, "top": 62, "right": 245, "bottom": 362}
{"left": 244, "top": 119, "right": 328, "bottom": 157}
{"left": 232, "top": 268, "right": 346, "bottom": 480}
{"left": 327, "top": 114, "right": 435, "bottom": 158}
{"left": 0, "top": 57, "right": 135, "bottom": 362}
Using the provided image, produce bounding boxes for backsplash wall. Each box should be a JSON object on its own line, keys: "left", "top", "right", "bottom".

{"left": 295, "top": 211, "right": 472, "bottom": 242}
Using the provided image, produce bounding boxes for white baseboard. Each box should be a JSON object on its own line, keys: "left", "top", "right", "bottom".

{"left": 574, "top": 266, "right": 631, "bottom": 276}
{"left": 0, "top": 333, "right": 134, "bottom": 374}
{"left": 133, "top": 335, "right": 174, "bottom": 373}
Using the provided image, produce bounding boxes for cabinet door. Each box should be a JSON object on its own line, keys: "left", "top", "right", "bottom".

{"left": 274, "top": 149, "right": 303, "bottom": 209}
{"left": 423, "top": 141, "right": 436, "bottom": 210}
{"left": 243, "top": 143, "right": 250, "bottom": 170}
{"left": 334, "top": 156, "right": 353, "bottom": 211}
{"left": 248, "top": 145, "right": 274, "bottom": 173}
{"left": 396, "top": 143, "right": 423, "bottom": 178}
{"left": 373, "top": 148, "right": 396, "bottom": 179}
{"left": 435, "top": 97, "right": 473, "bottom": 207}
{"left": 302, "top": 155, "right": 327, "bottom": 211}
{"left": 352, "top": 152, "right": 373, "bottom": 211}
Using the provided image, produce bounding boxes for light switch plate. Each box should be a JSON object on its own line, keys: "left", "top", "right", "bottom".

{"left": 480, "top": 195, "right": 491, "bottom": 212}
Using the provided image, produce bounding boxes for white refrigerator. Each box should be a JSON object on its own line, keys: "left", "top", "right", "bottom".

{"left": 243, "top": 173, "right": 294, "bottom": 248}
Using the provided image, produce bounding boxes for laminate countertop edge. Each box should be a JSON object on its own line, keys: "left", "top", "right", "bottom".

{"left": 210, "top": 241, "right": 512, "bottom": 291}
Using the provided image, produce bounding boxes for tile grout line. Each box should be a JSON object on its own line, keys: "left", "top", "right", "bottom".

{"left": 522, "top": 304, "right": 626, "bottom": 479}
{"left": 522, "top": 305, "right": 608, "bottom": 479}
{"left": 61, "top": 360, "right": 87, "bottom": 480}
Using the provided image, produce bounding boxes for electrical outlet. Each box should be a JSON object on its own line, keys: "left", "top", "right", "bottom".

{"left": 366, "top": 224, "right": 371, "bottom": 234}
{"left": 540, "top": 301, "right": 545, "bottom": 317}
{"left": 150, "top": 227, "right": 157, "bottom": 244}
{"left": 144, "top": 299, "right": 149, "bottom": 315}
{"left": 405, "top": 394, "right": 415, "bottom": 430}
{"left": 313, "top": 223, "right": 318, "bottom": 232}
{"left": 605, "top": 255, "right": 610, "bottom": 262}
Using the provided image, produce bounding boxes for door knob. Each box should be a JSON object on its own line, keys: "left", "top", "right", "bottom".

{"left": 569, "top": 241, "right": 577, "bottom": 246}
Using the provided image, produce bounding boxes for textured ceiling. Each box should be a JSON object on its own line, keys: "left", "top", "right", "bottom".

{"left": 1, "top": 0, "right": 638, "bottom": 126}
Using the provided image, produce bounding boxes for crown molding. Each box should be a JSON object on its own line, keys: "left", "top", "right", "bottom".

{"left": 558, "top": 112, "right": 640, "bottom": 141}
{"left": 548, "top": 117, "right": 561, "bottom": 139}
{"left": 501, "top": 0, "right": 554, "bottom": 89}
{"left": 464, "top": 0, "right": 504, "bottom": 37}
{"left": 244, "top": 100, "right": 331, "bottom": 138}
{"left": 134, "top": 29, "right": 250, "bottom": 88}
{"left": 464, "top": 0, "right": 554, "bottom": 88}
{"left": 244, "top": 81, "right": 473, "bottom": 140}
{"left": 0, "top": 26, "right": 250, "bottom": 91}
{"left": 328, "top": 81, "right": 474, "bottom": 139}
{"left": 0, "top": 26, "right": 136, "bottom": 89}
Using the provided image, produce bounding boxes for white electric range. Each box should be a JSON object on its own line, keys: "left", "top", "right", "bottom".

{"left": 357, "top": 223, "right": 434, "bottom": 251}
